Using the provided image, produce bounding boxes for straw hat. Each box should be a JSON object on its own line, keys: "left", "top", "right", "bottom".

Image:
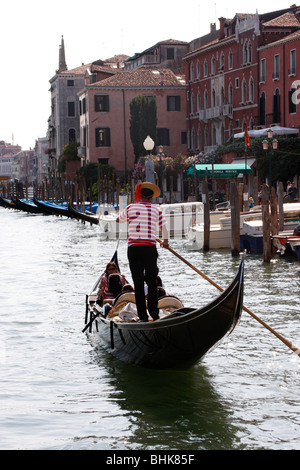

{"left": 135, "top": 182, "right": 161, "bottom": 200}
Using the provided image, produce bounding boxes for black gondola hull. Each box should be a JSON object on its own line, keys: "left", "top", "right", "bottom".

{"left": 88, "top": 257, "right": 244, "bottom": 369}
{"left": 33, "top": 197, "right": 70, "bottom": 217}
{"left": 12, "top": 197, "right": 45, "bottom": 214}
{"left": 68, "top": 204, "right": 99, "bottom": 225}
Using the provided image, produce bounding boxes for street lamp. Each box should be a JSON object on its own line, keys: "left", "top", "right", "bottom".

{"left": 143, "top": 136, "right": 155, "bottom": 154}
{"left": 262, "top": 129, "right": 278, "bottom": 188}
{"left": 157, "top": 145, "right": 164, "bottom": 202}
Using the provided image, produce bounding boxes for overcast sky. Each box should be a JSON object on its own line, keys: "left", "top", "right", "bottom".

{"left": 0, "top": 0, "right": 292, "bottom": 150}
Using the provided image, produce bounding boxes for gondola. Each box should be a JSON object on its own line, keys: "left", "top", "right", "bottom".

{"left": 68, "top": 203, "right": 99, "bottom": 225}
{"left": 84, "top": 251, "right": 245, "bottom": 369}
{"left": 11, "top": 197, "right": 45, "bottom": 214}
{"left": 0, "top": 196, "right": 18, "bottom": 209}
{"left": 33, "top": 197, "right": 71, "bottom": 217}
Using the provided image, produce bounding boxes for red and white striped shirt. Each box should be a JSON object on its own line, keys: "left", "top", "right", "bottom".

{"left": 118, "top": 201, "right": 167, "bottom": 246}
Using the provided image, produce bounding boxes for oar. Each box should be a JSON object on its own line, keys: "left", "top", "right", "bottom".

{"left": 157, "top": 238, "right": 300, "bottom": 357}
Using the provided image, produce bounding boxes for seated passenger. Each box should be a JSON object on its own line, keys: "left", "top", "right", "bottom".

{"left": 98, "top": 262, "right": 125, "bottom": 305}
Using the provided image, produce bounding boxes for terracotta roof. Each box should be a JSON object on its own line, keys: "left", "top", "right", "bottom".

{"left": 263, "top": 11, "right": 300, "bottom": 28}
{"left": 89, "top": 68, "right": 186, "bottom": 88}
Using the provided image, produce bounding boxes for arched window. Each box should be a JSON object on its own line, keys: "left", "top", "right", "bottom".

{"left": 228, "top": 49, "right": 233, "bottom": 69}
{"left": 191, "top": 128, "right": 195, "bottom": 150}
{"left": 197, "top": 127, "right": 202, "bottom": 150}
{"left": 211, "top": 56, "right": 216, "bottom": 75}
{"left": 212, "top": 88, "right": 216, "bottom": 107}
{"left": 228, "top": 82, "right": 233, "bottom": 104}
{"left": 242, "top": 79, "right": 247, "bottom": 103}
{"left": 259, "top": 92, "right": 266, "bottom": 125}
{"left": 204, "top": 89, "right": 209, "bottom": 109}
{"left": 212, "top": 125, "right": 217, "bottom": 145}
{"left": 220, "top": 52, "right": 225, "bottom": 71}
{"left": 204, "top": 126, "right": 209, "bottom": 146}
{"left": 190, "top": 62, "right": 194, "bottom": 81}
{"left": 273, "top": 88, "right": 280, "bottom": 123}
{"left": 196, "top": 60, "right": 200, "bottom": 79}
{"left": 249, "top": 77, "right": 254, "bottom": 102}
{"left": 197, "top": 91, "right": 201, "bottom": 112}
{"left": 69, "top": 128, "right": 76, "bottom": 142}
{"left": 204, "top": 60, "right": 208, "bottom": 77}
{"left": 191, "top": 92, "right": 195, "bottom": 114}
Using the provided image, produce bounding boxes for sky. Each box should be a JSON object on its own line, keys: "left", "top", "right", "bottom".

{"left": 0, "top": 0, "right": 294, "bottom": 150}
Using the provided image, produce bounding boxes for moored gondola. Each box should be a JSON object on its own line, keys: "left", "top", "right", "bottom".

{"left": 11, "top": 197, "right": 45, "bottom": 214}
{"left": 84, "top": 252, "right": 245, "bottom": 369}
{"left": 68, "top": 203, "right": 99, "bottom": 225}
{"left": 0, "top": 196, "right": 18, "bottom": 209}
{"left": 33, "top": 197, "right": 71, "bottom": 217}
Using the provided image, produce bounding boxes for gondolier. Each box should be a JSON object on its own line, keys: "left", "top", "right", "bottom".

{"left": 116, "top": 182, "right": 169, "bottom": 322}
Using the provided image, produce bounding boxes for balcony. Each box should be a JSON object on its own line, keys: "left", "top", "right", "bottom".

{"left": 198, "top": 104, "right": 233, "bottom": 121}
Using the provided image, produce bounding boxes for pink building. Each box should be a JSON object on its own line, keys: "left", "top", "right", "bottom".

{"left": 78, "top": 68, "right": 187, "bottom": 174}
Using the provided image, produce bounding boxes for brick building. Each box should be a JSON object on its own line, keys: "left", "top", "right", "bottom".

{"left": 183, "top": 6, "right": 300, "bottom": 155}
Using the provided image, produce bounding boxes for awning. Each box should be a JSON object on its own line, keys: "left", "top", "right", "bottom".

{"left": 187, "top": 164, "right": 252, "bottom": 178}
{"left": 234, "top": 125, "right": 298, "bottom": 139}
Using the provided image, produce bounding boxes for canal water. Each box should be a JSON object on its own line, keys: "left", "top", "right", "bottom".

{"left": 0, "top": 206, "right": 299, "bottom": 450}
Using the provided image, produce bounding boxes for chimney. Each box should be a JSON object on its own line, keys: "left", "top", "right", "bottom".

{"left": 210, "top": 23, "right": 216, "bottom": 33}
{"left": 219, "top": 17, "right": 225, "bottom": 40}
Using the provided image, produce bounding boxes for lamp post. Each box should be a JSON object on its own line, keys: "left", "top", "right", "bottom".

{"left": 262, "top": 129, "right": 278, "bottom": 189}
{"left": 157, "top": 145, "right": 164, "bottom": 203}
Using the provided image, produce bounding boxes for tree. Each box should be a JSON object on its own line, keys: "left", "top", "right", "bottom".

{"left": 58, "top": 141, "right": 80, "bottom": 173}
{"left": 130, "top": 96, "right": 157, "bottom": 161}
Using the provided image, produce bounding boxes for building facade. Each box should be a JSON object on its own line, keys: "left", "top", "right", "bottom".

{"left": 78, "top": 67, "right": 187, "bottom": 174}
{"left": 183, "top": 6, "right": 300, "bottom": 155}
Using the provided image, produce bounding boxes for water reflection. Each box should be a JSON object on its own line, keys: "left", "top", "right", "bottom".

{"left": 89, "top": 346, "right": 245, "bottom": 450}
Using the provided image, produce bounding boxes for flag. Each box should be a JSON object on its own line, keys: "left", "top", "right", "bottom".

{"left": 245, "top": 124, "right": 250, "bottom": 147}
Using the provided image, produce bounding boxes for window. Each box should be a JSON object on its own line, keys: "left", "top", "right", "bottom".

{"left": 95, "top": 95, "right": 109, "bottom": 112}
{"left": 259, "top": 92, "right": 266, "bottom": 125}
{"left": 157, "top": 128, "right": 170, "bottom": 146}
{"left": 273, "top": 89, "right": 280, "bottom": 123}
{"left": 204, "top": 60, "right": 208, "bottom": 77}
{"left": 95, "top": 128, "right": 111, "bottom": 147}
{"left": 211, "top": 56, "right": 216, "bottom": 75}
{"left": 219, "top": 52, "right": 225, "bottom": 71}
{"left": 260, "top": 59, "right": 266, "bottom": 82}
{"left": 167, "top": 48, "right": 174, "bottom": 60}
{"left": 242, "top": 79, "right": 247, "bottom": 103}
{"left": 190, "top": 93, "right": 195, "bottom": 114}
{"left": 228, "top": 50, "right": 233, "bottom": 69}
{"left": 290, "top": 49, "right": 296, "bottom": 75}
{"left": 196, "top": 60, "right": 200, "bottom": 79}
{"left": 67, "top": 80, "right": 74, "bottom": 86}
{"left": 249, "top": 77, "right": 254, "bottom": 102}
{"left": 68, "top": 101, "right": 75, "bottom": 117}
{"left": 235, "top": 77, "right": 239, "bottom": 89}
{"left": 197, "top": 91, "right": 201, "bottom": 112}
{"left": 274, "top": 55, "right": 280, "bottom": 79}
{"left": 228, "top": 83, "right": 233, "bottom": 104}
{"left": 197, "top": 127, "right": 202, "bottom": 149}
{"left": 289, "top": 84, "right": 297, "bottom": 113}
{"left": 98, "top": 158, "right": 109, "bottom": 165}
{"left": 181, "top": 131, "right": 187, "bottom": 145}
{"left": 167, "top": 96, "right": 181, "bottom": 111}
{"left": 69, "top": 129, "right": 76, "bottom": 142}
{"left": 190, "top": 63, "right": 194, "bottom": 81}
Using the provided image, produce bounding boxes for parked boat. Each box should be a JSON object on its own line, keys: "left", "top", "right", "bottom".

{"left": 186, "top": 209, "right": 262, "bottom": 250}
{"left": 11, "top": 197, "right": 45, "bottom": 214}
{"left": 0, "top": 196, "right": 17, "bottom": 209}
{"left": 99, "top": 202, "right": 203, "bottom": 239}
{"left": 68, "top": 204, "right": 99, "bottom": 225}
{"left": 33, "top": 197, "right": 71, "bottom": 217}
{"left": 84, "top": 250, "right": 245, "bottom": 369}
{"left": 272, "top": 233, "right": 300, "bottom": 260}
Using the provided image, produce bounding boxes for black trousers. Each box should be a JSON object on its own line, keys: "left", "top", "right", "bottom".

{"left": 128, "top": 245, "right": 158, "bottom": 321}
